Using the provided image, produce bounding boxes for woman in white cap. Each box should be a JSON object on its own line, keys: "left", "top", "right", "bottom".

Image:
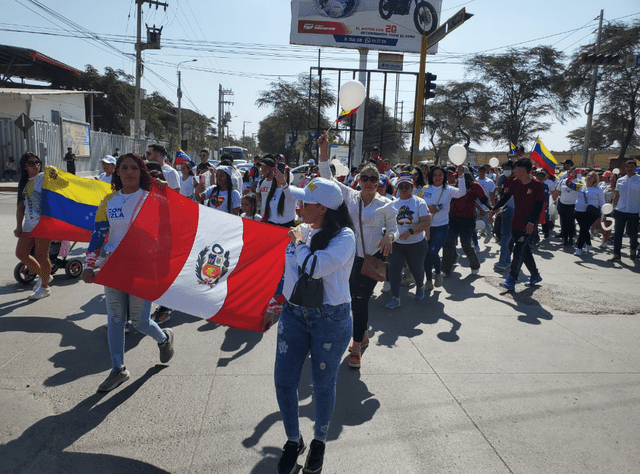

{"left": 98, "top": 155, "right": 116, "bottom": 183}
{"left": 384, "top": 170, "right": 431, "bottom": 309}
{"left": 317, "top": 133, "right": 397, "bottom": 369}
{"left": 194, "top": 165, "right": 241, "bottom": 214}
{"left": 274, "top": 176, "right": 355, "bottom": 474}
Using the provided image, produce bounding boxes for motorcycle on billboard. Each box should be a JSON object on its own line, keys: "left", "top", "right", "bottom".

{"left": 378, "top": 0, "right": 438, "bottom": 35}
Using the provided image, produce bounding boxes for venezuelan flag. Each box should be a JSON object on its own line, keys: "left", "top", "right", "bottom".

{"left": 175, "top": 149, "right": 195, "bottom": 167}
{"left": 336, "top": 106, "right": 360, "bottom": 123}
{"left": 530, "top": 138, "right": 558, "bottom": 176}
{"left": 510, "top": 142, "right": 516, "bottom": 155}
{"left": 29, "top": 166, "right": 112, "bottom": 242}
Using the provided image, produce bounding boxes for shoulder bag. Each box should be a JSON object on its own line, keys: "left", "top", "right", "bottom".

{"left": 359, "top": 198, "right": 388, "bottom": 282}
{"left": 289, "top": 253, "right": 324, "bottom": 307}
{"left": 582, "top": 187, "right": 600, "bottom": 218}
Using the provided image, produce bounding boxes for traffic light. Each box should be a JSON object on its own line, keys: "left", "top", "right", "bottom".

{"left": 424, "top": 73, "right": 437, "bottom": 100}
{"left": 581, "top": 53, "right": 624, "bottom": 66}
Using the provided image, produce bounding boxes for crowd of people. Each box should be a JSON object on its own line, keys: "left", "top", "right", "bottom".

{"left": 12, "top": 139, "right": 640, "bottom": 474}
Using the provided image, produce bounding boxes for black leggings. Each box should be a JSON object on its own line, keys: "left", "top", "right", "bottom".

{"left": 349, "top": 255, "right": 380, "bottom": 343}
{"left": 575, "top": 211, "right": 599, "bottom": 249}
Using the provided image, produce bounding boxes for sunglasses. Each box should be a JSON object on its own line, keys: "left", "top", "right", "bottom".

{"left": 398, "top": 183, "right": 412, "bottom": 190}
{"left": 360, "top": 175, "right": 378, "bottom": 183}
{"left": 26, "top": 161, "right": 41, "bottom": 167}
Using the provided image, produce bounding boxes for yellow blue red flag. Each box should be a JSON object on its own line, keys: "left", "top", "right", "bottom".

{"left": 175, "top": 149, "right": 195, "bottom": 167}
{"left": 530, "top": 138, "right": 558, "bottom": 176}
{"left": 336, "top": 106, "right": 360, "bottom": 123}
{"left": 29, "top": 166, "right": 112, "bottom": 242}
{"left": 510, "top": 142, "right": 516, "bottom": 155}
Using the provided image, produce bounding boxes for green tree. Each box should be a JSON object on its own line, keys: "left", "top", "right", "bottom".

{"left": 256, "top": 73, "right": 335, "bottom": 163}
{"left": 357, "top": 97, "right": 407, "bottom": 163}
{"left": 468, "top": 46, "right": 575, "bottom": 148}
{"left": 422, "top": 81, "right": 494, "bottom": 164}
{"left": 566, "top": 19, "right": 640, "bottom": 159}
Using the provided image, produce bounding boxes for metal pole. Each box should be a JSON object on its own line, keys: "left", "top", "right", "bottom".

{"left": 582, "top": 10, "right": 604, "bottom": 168}
{"left": 412, "top": 33, "right": 428, "bottom": 165}
{"left": 134, "top": 0, "right": 142, "bottom": 143}
{"left": 177, "top": 70, "right": 182, "bottom": 147}
{"left": 354, "top": 48, "right": 367, "bottom": 165}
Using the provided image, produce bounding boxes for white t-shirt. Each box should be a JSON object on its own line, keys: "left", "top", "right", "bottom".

{"left": 180, "top": 175, "right": 196, "bottom": 199}
{"left": 556, "top": 178, "right": 582, "bottom": 205}
{"left": 391, "top": 195, "right": 429, "bottom": 244}
{"left": 22, "top": 173, "right": 44, "bottom": 233}
{"left": 615, "top": 174, "right": 640, "bottom": 214}
{"left": 241, "top": 212, "right": 262, "bottom": 221}
{"left": 161, "top": 163, "right": 181, "bottom": 191}
{"left": 476, "top": 177, "right": 495, "bottom": 198}
{"left": 98, "top": 173, "right": 112, "bottom": 184}
{"left": 575, "top": 186, "right": 605, "bottom": 212}
{"left": 419, "top": 178, "right": 467, "bottom": 227}
{"left": 204, "top": 186, "right": 242, "bottom": 213}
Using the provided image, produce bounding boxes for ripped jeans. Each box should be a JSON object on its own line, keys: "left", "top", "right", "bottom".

{"left": 274, "top": 301, "right": 352, "bottom": 441}
{"left": 104, "top": 286, "right": 166, "bottom": 371}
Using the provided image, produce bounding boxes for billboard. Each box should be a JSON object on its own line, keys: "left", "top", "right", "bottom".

{"left": 61, "top": 118, "right": 90, "bottom": 157}
{"left": 290, "top": 0, "right": 441, "bottom": 54}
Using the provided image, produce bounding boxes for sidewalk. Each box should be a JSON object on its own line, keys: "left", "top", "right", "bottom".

{"left": 0, "top": 209, "right": 639, "bottom": 473}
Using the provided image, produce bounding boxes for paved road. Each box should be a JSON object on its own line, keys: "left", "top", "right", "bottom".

{"left": 1, "top": 189, "right": 639, "bottom": 474}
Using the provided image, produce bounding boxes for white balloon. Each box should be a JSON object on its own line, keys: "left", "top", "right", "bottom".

{"left": 601, "top": 203, "right": 613, "bottom": 215}
{"left": 330, "top": 158, "right": 349, "bottom": 177}
{"left": 602, "top": 216, "right": 615, "bottom": 231}
{"left": 448, "top": 144, "right": 467, "bottom": 166}
{"left": 612, "top": 168, "right": 620, "bottom": 175}
{"left": 475, "top": 219, "right": 485, "bottom": 232}
{"left": 489, "top": 157, "right": 500, "bottom": 168}
{"left": 338, "top": 80, "right": 366, "bottom": 111}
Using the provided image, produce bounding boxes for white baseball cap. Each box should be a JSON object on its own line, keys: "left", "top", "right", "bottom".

{"left": 102, "top": 155, "right": 116, "bottom": 165}
{"left": 301, "top": 177, "right": 343, "bottom": 210}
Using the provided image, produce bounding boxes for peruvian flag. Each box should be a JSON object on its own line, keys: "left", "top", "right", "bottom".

{"left": 94, "top": 186, "right": 290, "bottom": 332}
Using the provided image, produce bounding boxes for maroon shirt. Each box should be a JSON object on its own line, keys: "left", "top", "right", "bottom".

{"left": 504, "top": 178, "right": 544, "bottom": 231}
{"left": 450, "top": 182, "right": 487, "bottom": 218}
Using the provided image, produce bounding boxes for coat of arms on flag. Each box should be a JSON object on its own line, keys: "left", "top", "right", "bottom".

{"left": 196, "top": 244, "right": 229, "bottom": 286}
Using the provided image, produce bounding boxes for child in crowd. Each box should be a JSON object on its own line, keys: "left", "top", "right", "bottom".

{"left": 241, "top": 194, "right": 261, "bottom": 221}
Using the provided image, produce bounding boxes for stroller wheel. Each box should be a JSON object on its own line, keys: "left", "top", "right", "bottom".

{"left": 65, "top": 259, "right": 83, "bottom": 278}
{"left": 14, "top": 262, "right": 37, "bottom": 285}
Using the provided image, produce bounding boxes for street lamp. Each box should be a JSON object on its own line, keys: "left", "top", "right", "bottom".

{"left": 177, "top": 59, "right": 197, "bottom": 149}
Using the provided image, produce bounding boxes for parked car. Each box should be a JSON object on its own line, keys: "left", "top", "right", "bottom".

{"left": 290, "top": 164, "right": 309, "bottom": 186}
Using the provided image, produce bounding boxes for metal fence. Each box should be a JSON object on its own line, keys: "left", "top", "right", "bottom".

{"left": 0, "top": 118, "right": 168, "bottom": 179}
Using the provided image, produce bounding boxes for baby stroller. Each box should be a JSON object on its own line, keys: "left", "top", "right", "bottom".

{"left": 14, "top": 240, "right": 83, "bottom": 284}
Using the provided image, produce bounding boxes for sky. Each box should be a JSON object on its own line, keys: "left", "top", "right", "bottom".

{"left": 1, "top": 0, "right": 639, "bottom": 154}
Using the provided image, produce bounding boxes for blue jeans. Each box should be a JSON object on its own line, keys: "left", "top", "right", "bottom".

{"left": 104, "top": 286, "right": 166, "bottom": 371}
{"left": 499, "top": 206, "right": 514, "bottom": 266}
{"left": 424, "top": 224, "right": 448, "bottom": 281}
{"left": 274, "top": 301, "right": 352, "bottom": 441}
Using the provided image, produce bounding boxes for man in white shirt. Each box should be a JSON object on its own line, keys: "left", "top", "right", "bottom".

{"left": 97, "top": 155, "right": 116, "bottom": 184}
{"left": 609, "top": 160, "right": 640, "bottom": 262}
{"left": 476, "top": 165, "right": 496, "bottom": 241}
{"left": 147, "top": 144, "right": 180, "bottom": 191}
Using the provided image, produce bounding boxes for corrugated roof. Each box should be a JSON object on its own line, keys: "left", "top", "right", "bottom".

{"left": 0, "top": 44, "right": 82, "bottom": 84}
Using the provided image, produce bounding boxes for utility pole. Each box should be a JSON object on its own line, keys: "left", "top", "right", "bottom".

{"left": 177, "top": 59, "right": 197, "bottom": 149}
{"left": 582, "top": 10, "right": 604, "bottom": 168}
{"left": 134, "top": 0, "right": 168, "bottom": 147}
{"left": 217, "top": 84, "right": 233, "bottom": 156}
{"left": 243, "top": 121, "right": 251, "bottom": 143}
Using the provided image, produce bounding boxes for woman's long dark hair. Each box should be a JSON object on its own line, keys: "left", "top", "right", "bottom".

{"left": 111, "top": 153, "right": 153, "bottom": 192}
{"left": 428, "top": 166, "right": 448, "bottom": 187}
{"left": 212, "top": 170, "right": 234, "bottom": 214}
{"left": 309, "top": 202, "right": 355, "bottom": 253}
{"left": 17, "top": 152, "right": 42, "bottom": 203}
{"left": 263, "top": 156, "right": 290, "bottom": 219}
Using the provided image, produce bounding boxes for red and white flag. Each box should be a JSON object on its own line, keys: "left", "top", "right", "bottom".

{"left": 94, "top": 186, "right": 290, "bottom": 332}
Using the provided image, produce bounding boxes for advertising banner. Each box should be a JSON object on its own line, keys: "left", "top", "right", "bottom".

{"left": 61, "top": 118, "right": 90, "bottom": 157}
{"left": 290, "top": 0, "right": 441, "bottom": 54}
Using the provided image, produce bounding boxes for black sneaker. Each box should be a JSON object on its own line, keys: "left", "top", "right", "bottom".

{"left": 302, "top": 439, "right": 325, "bottom": 474}
{"left": 158, "top": 328, "right": 174, "bottom": 363}
{"left": 277, "top": 438, "right": 305, "bottom": 474}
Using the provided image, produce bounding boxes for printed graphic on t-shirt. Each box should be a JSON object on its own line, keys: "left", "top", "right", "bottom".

{"left": 396, "top": 205, "right": 415, "bottom": 225}
{"left": 108, "top": 207, "right": 125, "bottom": 219}
{"left": 210, "top": 194, "right": 226, "bottom": 208}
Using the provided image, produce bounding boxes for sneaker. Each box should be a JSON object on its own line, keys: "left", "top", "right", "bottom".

{"left": 348, "top": 351, "right": 361, "bottom": 368}
{"left": 385, "top": 297, "right": 401, "bottom": 309}
{"left": 499, "top": 275, "right": 516, "bottom": 291}
{"left": 28, "top": 286, "right": 51, "bottom": 300}
{"left": 574, "top": 248, "right": 582, "bottom": 256}
{"left": 494, "top": 262, "right": 510, "bottom": 272}
{"left": 585, "top": 245, "right": 591, "bottom": 254}
{"left": 525, "top": 273, "right": 543, "bottom": 287}
{"left": 474, "top": 245, "right": 481, "bottom": 253}
{"left": 349, "top": 332, "right": 369, "bottom": 352}
{"left": 434, "top": 274, "right": 443, "bottom": 287}
{"left": 98, "top": 368, "right": 130, "bottom": 392}
{"left": 415, "top": 286, "right": 425, "bottom": 300}
{"left": 599, "top": 240, "right": 608, "bottom": 249}
{"left": 277, "top": 438, "right": 306, "bottom": 474}
{"left": 153, "top": 310, "right": 171, "bottom": 325}
{"left": 425, "top": 280, "right": 434, "bottom": 291}
{"left": 471, "top": 268, "right": 479, "bottom": 275}
{"left": 303, "top": 439, "right": 325, "bottom": 474}
{"left": 381, "top": 281, "right": 391, "bottom": 293}
{"left": 32, "top": 274, "right": 52, "bottom": 292}
{"left": 159, "top": 328, "right": 174, "bottom": 363}
{"left": 608, "top": 254, "right": 621, "bottom": 262}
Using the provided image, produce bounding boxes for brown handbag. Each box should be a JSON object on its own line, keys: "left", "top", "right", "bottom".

{"left": 359, "top": 198, "right": 388, "bottom": 281}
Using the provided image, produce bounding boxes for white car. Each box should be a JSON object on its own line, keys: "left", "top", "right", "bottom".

{"left": 290, "top": 164, "right": 309, "bottom": 186}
